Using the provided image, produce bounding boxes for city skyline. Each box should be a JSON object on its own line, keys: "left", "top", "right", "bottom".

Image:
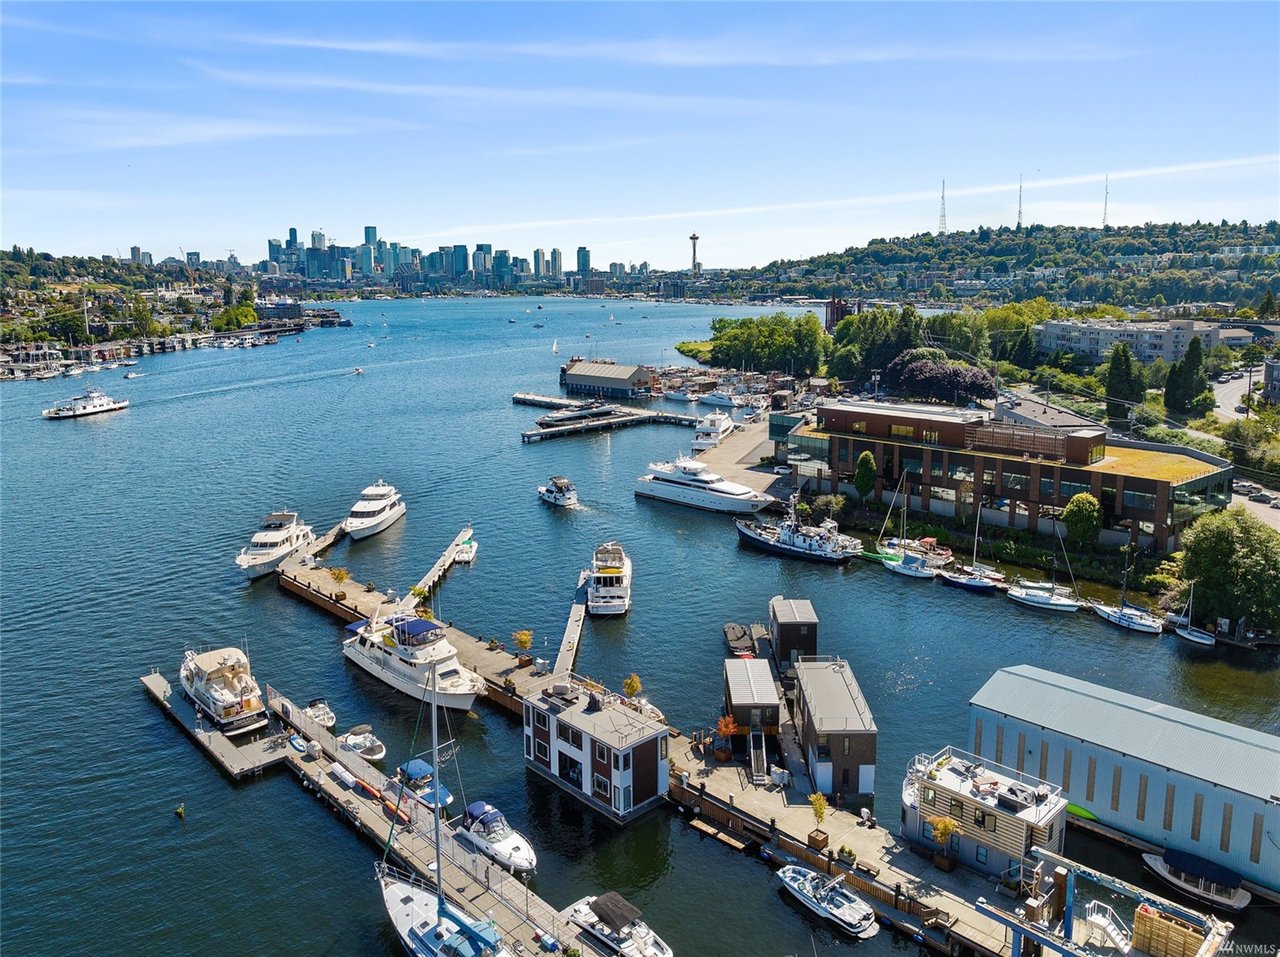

{"left": 3, "top": 3, "right": 1278, "bottom": 268}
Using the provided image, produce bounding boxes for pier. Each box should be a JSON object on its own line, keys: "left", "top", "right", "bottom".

{"left": 511, "top": 392, "right": 580, "bottom": 410}
{"left": 553, "top": 570, "right": 589, "bottom": 674}
{"left": 396, "top": 527, "right": 473, "bottom": 612}
{"left": 521, "top": 408, "right": 698, "bottom": 443}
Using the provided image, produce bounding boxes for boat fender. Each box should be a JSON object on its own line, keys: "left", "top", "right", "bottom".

{"left": 880, "top": 917, "right": 892, "bottom": 927}
{"left": 913, "top": 933, "right": 925, "bottom": 943}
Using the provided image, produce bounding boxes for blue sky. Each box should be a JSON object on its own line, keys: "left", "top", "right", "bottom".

{"left": 3, "top": 3, "right": 1278, "bottom": 269}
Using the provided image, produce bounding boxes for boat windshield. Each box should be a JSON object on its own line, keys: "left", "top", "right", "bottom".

{"left": 482, "top": 816, "right": 513, "bottom": 840}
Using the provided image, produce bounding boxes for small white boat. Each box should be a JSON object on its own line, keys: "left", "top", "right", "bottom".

{"left": 123, "top": 371, "right": 146, "bottom": 379}
{"left": 1142, "top": 850, "right": 1251, "bottom": 912}
{"left": 885, "top": 553, "right": 938, "bottom": 579}
{"left": 337, "top": 724, "right": 387, "bottom": 761}
{"left": 453, "top": 538, "right": 477, "bottom": 564}
{"left": 665, "top": 390, "right": 700, "bottom": 402}
{"left": 1172, "top": 582, "right": 1216, "bottom": 646}
{"left": 302, "top": 697, "right": 336, "bottom": 729}
{"left": 568, "top": 893, "right": 673, "bottom": 957}
{"left": 538, "top": 476, "right": 578, "bottom": 507}
{"left": 777, "top": 865, "right": 879, "bottom": 939}
{"left": 383, "top": 758, "right": 453, "bottom": 810}
{"left": 353, "top": 367, "right": 364, "bottom": 375}
{"left": 551, "top": 339, "right": 559, "bottom": 355}
{"left": 41, "top": 387, "right": 129, "bottom": 419}
{"left": 587, "top": 541, "right": 632, "bottom": 616}
{"left": 179, "top": 647, "right": 269, "bottom": 737}
{"left": 691, "top": 410, "right": 735, "bottom": 451}
{"left": 1090, "top": 599, "right": 1164, "bottom": 634}
{"left": 1007, "top": 578, "right": 1081, "bottom": 612}
{"left": 342, "top": 479, "right": 406, "bottom": 540}
{"left": 235, "top": 512, "right": 315, "bottom": 579}
{"left": 458, "top": 801, "right": 537, "bottom": 873}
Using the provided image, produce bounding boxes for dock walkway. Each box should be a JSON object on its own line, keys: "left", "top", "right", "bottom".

{"left": 521, "top": 409, "right": 698, "bottom": 443}
{"left": 553, "top": 569, "right": 590, "bottom": 674}
{"left": 396, "top": 527, "right": 473, "bottom": 612}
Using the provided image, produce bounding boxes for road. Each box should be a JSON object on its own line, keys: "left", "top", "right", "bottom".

{"left": 1210, "top": 366, "right": 1265, "bottom": 421}
{"left": 1235, "top": 493, "right": 1280, "bottom": 532}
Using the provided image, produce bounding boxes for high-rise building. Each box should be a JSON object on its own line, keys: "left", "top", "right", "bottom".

{"left": 533, "top": 249, "right": 545, "bottom": 278}
{"left": 452, "top": 245, "right": 469, "bottom": 279}
{"left": 130, "top": 246, "right": 141, "bottom": 263}
{"left": 334, "top": 258, "right": 352, "bottom": 281}
{"left": 550, "top": 248, "right": 563, "bottom": 278}
{"left": 287, "top": 227, "right": 298, "bottom": 247}
{"left": 140, "top": 251, "right": 153, "bottom": 267}
{"left": 311, "top": 230, "right": 326, "bottom": 249}
{"left": 493, "top": 249, "right": 512, "bottom": 288}
{"left": 357, "top": 245, "right": 375, "bottom": 275}
{"left": 576, "top": 246, "right": 591, "bottom": 275}
{"left": 265, "top": 241, "right": 280, "bottom": 263}
{"left": 472, "top": 244, "right": 492, "bottom": 276}
{"left": 364, "top": 226, "right": 378, "bottom": 246}
{"left": 610, "top": 262, "right": 625, "bottom": 278}
{"left": 188, "top": 250, "right": 204, "bottom": 268}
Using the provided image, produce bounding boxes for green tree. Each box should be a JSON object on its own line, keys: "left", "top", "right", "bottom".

{"left": 1240, "top": 343, "right": 1267, "bottom": 367}
{"left": 1181, "top": 507, "right": 1280, "bottom": 631}
{"left": 1061, "top": 492, "right": 1102, "bottom": 545}
{"left": 1258, "top": 288, "right": 1276, "bottom": 321}
{"left": 1104, "top": 343, "right": 1143, "bottom": 421}
{"left": 222, "top": 283, "right": 234, "bottom": 307}
{"left": 1145, "top": 356, "right": 1170, "bottom": 391}
{"left": 813, "top": 494, "right": 846, "bottom": 522}
{"left": 853, "top": 451, "right": 876, "bottom": 500}
{"left": 1183, "top": 337, "right": 1210, "bottom": 393}
{"left": 622, "top": 673, "right": 643, "bottom": 698}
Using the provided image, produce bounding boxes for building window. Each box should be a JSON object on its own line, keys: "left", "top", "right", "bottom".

{"left": 535, "top": 710, "right": 548, "bottom": 730}
{"left": 1047, "top": 821, "right": 1055, "bottom": 844}
{"left": 1110, "top": 766, "right": 1123, "bottom": 812}
{"left": 524, "top": 704, "right": 532, "bottom": 725}
{"left": 1164, "top": 784, "right": 1176, "bottom": 832}
{"left": 976, "top": 846, "right": 988, "bottom": 866}
{"left": 1086, "top": 756, "right": 1097, "bottom": 803}
{"left": 995, "top": 726, "right": 1004, "bottom": 765}
{"left": 535, "top": 740, "right": 549, "bottom": 761}
{"left": 593, "top": 773, "right": 610, "bottom": 801}
{"left": 1016, "top": 733, "right": 1026, "bottom": 773}
{"left": 891, "top": 424, "right": 914, "bottom": 440}
{"left": 1062, "top": 748, "right": 1073, "bottom": 794}
{"left": 1251, "top": 813, "right": 1264, "bottom": 864}
{"left": 973, "top": 718, "right": 983, "bottom": 755}
{"left": 660, "top": 736, "right": 668, "bottom": 761}
{"left": 525, "top": 735, "right": 533, "bottom": 758}
{"left": 923, "top": 787, "right": 936, "bottom": 805}
{"left": 922, "top": 430, "right": 940, "bottom": 445}
{"left": 1220, "top": 803, "right": 1233, "bottom": 853}
{"left": 1123, "top": 489, "right": 1157, "bottom": 511}
{"left": 623, "top": 751, "right": 631, "bottom": 771}
{"left": 1039, "top": 742, "right": 1049, "bottom": 781}
{"left": 613, "top": 752, "right": 620, "bottom": 771}
{"left": 1005, "top": 472, "right": 1029, "bottom": 492}
{"left": 949, "top": 798, "right": 964, "bottom": 820}
{"left": 1191, "top": 793, "right": 1204, "bottom": 841}
{"left": 596, "top": 742, "right": 607, "bottom": 763}
{"left": 849, "top": 421, "right": 866, "bottom": 434}
{"left": 1040, "top": 477, "right": 1057, "bottom": 502}
{"left": 558, "top": 723, "right": 583, "bottom": 749}
{"left": 843, "top": 737, "right": 850, "bottom": 756}
{"left": 1136, "top": 773, "right": 1148, "bottom": 822}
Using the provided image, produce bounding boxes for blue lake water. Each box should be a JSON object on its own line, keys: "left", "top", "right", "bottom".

{"left": 2, "top": 296, "right": 1276, "bottom": 955}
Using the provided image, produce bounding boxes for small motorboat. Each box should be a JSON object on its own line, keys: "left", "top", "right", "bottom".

{"left": 302, "top": 698, "right": 336, "bottom": 729}
{"left": 458, "top": 801, "right": 538, "bottom": 873}
{"left": 353, "top": 367, "right": 364, "bottom": 375}
{"left": 382, "top": 758, "right": 453, "bottom": 810}
{"left": 538, "top": 476, "right": 578, "bottom": 507}
{"left": 885, "top": 553, "right": 938, "bottom": 579}
{"left": 454, "top": 539, "right": 478, "bottom": 564}
{"left": 1142, "top": 849, "right": 1251, "bottom": 912}
{"left": 568, "top": 892, "right": 672, "bottom": 957}
{"left": 337, "top": 724, "right": 387, "bottom": 761}
{"left": 778, "top": 865, "right": 879, "bottom": 939}
{"left": 123, "top": 371, "right": 146, "bottom": 379}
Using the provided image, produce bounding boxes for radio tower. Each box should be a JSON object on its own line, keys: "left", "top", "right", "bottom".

{"left": 1016, "top": 173, "right": 1023, "bottom": 230}
{"left": 1102, "top": 175, "right": 1110, "bottom": 228}
{"left": 689, "top": 233, "right": 699, "bottom": 274}
{"left": 938, "top": 180, "right": 948, "bottom": 236}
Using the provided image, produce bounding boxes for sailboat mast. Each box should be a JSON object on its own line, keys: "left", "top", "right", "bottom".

{"left": 431, "top": 661, "right": 444, "bottom": 911}
{"left": 972, "top": 510, "right": 981, "bottom": 566}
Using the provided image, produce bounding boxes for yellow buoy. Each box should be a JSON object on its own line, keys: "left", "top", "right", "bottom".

{"left": 175, "top": 803, "right": 185, "bottom": 819}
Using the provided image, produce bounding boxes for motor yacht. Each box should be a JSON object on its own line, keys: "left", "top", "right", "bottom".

{"left": 382, "top": 758, "right": 453, "bottom": 811}
{"left": 342, "top": 479, "right": 406, "bottom": 540}
{"left": 536, "top": 402, "right": 619, "bottom": 427}
{"left": 337, "top": 724, "right": 387, "bottom": 761}
{"left": 234, "top": 512, "right": 315, "bottom": 579}
{"left": 636, "top": 457, "right": 774, "bottom": 514}
{"left": 538, "top": 476, "right": 579, "bottom": 507}
{"left": 777, "top": 865, "right": 880, "bottom": 939}
{"left": 458, "top": 801, "right": 538, "bottom": 873}
{"left": 179, "top": 647, "right": 269, "bottom": 737}
{"left": 699, "top": 390, "right": 741, "bottom": 408}
{"left": 691, "top": 410, "right": 735, "bottom": 451}
{"left": 587, "top": 542, "right": 632, "bottom": 615}
{"left": 41, "top": 387, "right": 129, "bottom": 420}
{"left": 735, "top": 495, "right": 863, "bottom": 563}
{"left": 342, "top": 613, "right": 485, "bottom": 710}
{"left": 665, "top": 390, "right": 700, "bottom": 402}
{"left": 1006, "top": 578, "right": 1082, "bottom": 612}
{"left": 568, "top": 893, "right": 673, "bottom": 957}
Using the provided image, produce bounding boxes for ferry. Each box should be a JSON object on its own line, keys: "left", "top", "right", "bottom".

{"left": 41, "top": 387, "right": 129, "bottom": 420}
{"left": 587, "top": 542, "right": 632, "bottom": 615}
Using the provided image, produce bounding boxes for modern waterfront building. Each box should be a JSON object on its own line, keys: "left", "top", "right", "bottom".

{"left": 968, "top": 665, "right": 1280, "bottom": 895}
{"left": 784, "top": 400, "right": 1232, "bottom": 551}
{"left": 1263, "top": 357, "right": 1280, "bottom": 405}
{"left": 901, "top": 744, "right": 1067, "bottom": 880}
{"left": 768, "top": 596, "right": 818, "bottom": 669}
{"left": 1034, "top": 318, "right": 1221, "bottom": 364}
{"left": 522, "top": 673, "right": 669, "bottom": 825}
{"left": 723, "top": 658, "right": 781, "bottom": 735}
{"left": 794, "top": 657, "right": 876, "bottom": 798}
{"left": 559, "top": 359, "right": 653, "bottom": 398}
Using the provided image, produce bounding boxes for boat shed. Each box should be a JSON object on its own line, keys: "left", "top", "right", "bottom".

{"left": 559, "top": 360, "right": 653, "bottom": 398}
{"left": 768, "top": 595, "right": 819, "bottom": 670}
{"left": 793, "top": 656, "right": 877, "bottom": 799}
{"left": 723, "top": 658, "right": 781, "bottom": 735}
{"left": 968, "top": 665, "right": 1280, "bottom": 896}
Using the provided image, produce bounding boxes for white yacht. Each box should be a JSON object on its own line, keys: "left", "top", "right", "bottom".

{"left": 1006, "top": 578, "right": 1082, "bottom": 613}
{"left": 691, "top": 410, "right": 735, "bottom": 451}
{"left": 537, "top": 476, "right": 578, "bottom": 507}
{"left": 234, "top": 512, "right": 315, "bottom": 579}
{"left": 568, "top": 893, "right": 673, "bottom": 957}
{"left": 179, "top": 647, "right": 269, "bottom": 737}
{"left": 41, "top": 387, "right": 129, "bottom": 420}
{"left": 699, "top": 390, "right": 741, "bottom": 407}
{"left": 342, "top": 613, "right": 485, "bottom": 710}
{"left": 536, "top": 401, "right": 620, "bottom": 427}
{"left": 777, "top": 865, "right": 880, "bottom": 939}
{"left": 665, "top": 389, "right": 700, "bottom": 402}
{"left": 342, "top": 479, "right": 406, "bottom": 540}
{"left": 587, "top": 542, "right": 632, "bottom": 616}
{"left": 458, "top": 801, "right": 538, "bottom": 873}
{"left": 636, "top": 457, "right": 774, "bottom": 514}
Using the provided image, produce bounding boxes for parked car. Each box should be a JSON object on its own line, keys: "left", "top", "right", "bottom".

{"left": 773, "top": 464, "right": 792, "bottom": 475}
{"left": 1231, "top": 371, "right": 1245, "bottom": 380}
{"left": 1248, "top": 492, "right": 1275, "bottom": 503}
{"left": 1271, "top": 501, "right": 1280, "bottom": 510}
{"left": 1236, "top": 405, "right": 1249, "bottom": 413}
{"left": 1217, "top": 374, "right": 1231, "bottom": 383}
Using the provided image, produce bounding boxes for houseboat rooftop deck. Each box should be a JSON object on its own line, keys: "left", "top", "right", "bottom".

{"left": 906, "top": 745, "right": 1066, "bottom": 829}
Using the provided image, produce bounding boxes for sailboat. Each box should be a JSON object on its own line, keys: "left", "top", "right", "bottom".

{"left": 375, "top": 663, "right": 517, "bottom": 957}
{"left": 939, "top": 511, "right": 998, "bottom": 593}
{"left": 1172, "top": 582, "right": 1216, "bottom": 646}
{"left": 1088, "top": 550, "right": 1164, "bottom": 634}
{"left": 1006, "top": 524, "right": 1081, "bottom": 613}
{"left": 551, "top": 339, "right": 559, "bottom": 356}
{"left": 882, "top": 484, "right": 937, "bottom": 580}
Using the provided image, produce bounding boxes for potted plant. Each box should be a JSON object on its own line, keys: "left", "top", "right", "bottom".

{"left": 512, "top": 629, "right": 533, "bottom": 667}
{"left": 502, "top": 675, "right": 517, "bottom": 694}
{"left": 808, "top": 793, "right": 829, "bottom": 851}
{"left": 327, "top": 566, "right": 350, "bottom": 602}
{"left": 486, "top": 637, "right": 499, "bottom": 651}
{"left": 713, "top": 715, "right": 736, "bottom": 762}
{"left": 622, "top": 672, "right": 642, "bottom": 699}
{"left": 926, "top": 815, "right": 962, "bottom": 871}
{"left": 837, "top": 844, "right": 857, "bottom": 865}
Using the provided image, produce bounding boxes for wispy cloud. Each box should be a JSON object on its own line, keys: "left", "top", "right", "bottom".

{"left": 492, "top": 136, "right": 683, "bottom": 159}
{"left": 1, "top": 71, "right": 53, "bottom": 86}
{"left": 416, "top": 155, "right": 1279, "bottom": 237}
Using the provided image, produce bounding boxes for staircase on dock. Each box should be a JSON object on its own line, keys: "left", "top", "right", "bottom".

{"left": 749, "top": 729, "right": 768, "bottom": 785}
{"left": 1085, "top": 900, "right": 1132, "bottom": 954}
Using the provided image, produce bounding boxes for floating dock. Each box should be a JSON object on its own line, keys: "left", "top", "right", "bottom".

{"left": 553, "top": 569, "right": 590, "bottom": 674}
{"left": 514, "top": 393, "right": 698, "bottom": 443}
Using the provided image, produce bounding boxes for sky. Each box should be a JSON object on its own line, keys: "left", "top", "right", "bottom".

{"left": 3, "top": 2, "right": 1278, "bottom": 270}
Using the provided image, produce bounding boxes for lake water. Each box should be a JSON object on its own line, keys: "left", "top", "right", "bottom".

{"left": 2, "top": 296, "right": 1275, "bottom": 955}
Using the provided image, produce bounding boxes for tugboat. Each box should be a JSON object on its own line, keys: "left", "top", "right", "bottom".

{"left": 735, "top": 494, "right": 862, "bottom": 563}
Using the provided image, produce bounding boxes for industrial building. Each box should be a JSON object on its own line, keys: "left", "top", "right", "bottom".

{"left": 558, "top": 359, "right": 654, "bottom": 398}
{"left": 522, "top": 672, "right": 669, "bottom": 824}
{"left": 968, "top": 665, "right": 1280, "bottom": 896}
{"left": 793, "top": 656, "right": 877, "bottom": 798}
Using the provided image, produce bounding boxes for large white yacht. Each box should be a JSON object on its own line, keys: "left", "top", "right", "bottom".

{"left": 699, "top": 390, "right": 742, "bottom": 408}
{"left": 635, "top": 457, "right": 774, "bottom": 514}
{"left": 179, "top": 647, "right": 269, "bottom": 737}
{"left": 587, "top": 542, "right": 632, "bottom": 616}
{"left": 234, "top": 512, "right": 315, "bottom": 579}
{"left": 342, "top": 613, "right": 485, "bottom": 710}
{"left": 691, "top": 410, "right": 735, "bottom": 451}
{"left": 342, "top": 479, "right": 406, "bottom": 540}
{"left": 41, "top": 387, "right": 129, "bottom": 419}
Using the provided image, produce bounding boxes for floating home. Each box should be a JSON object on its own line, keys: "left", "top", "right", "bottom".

{"left": 793, "top": 656, "right": 877, "bottom": 799}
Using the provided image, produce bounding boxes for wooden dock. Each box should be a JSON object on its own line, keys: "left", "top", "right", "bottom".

{"left": 553, "top": 569, "right": 590, "bottom": 674}
{"left": 396, "top": 527, "right": 473, "bottom": 612}
{"left": 511, "top": 392, "right": 580, "bottom": 410}
{"left": 521, "top": 409, "right": 698, "bottom": 443}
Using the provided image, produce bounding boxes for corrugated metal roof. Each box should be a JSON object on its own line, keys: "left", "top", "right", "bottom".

{"left": 970, "top": 665, "right": 1280, "bottom": 803}
{"left": 565, "top": 361, "right": 646, "bottom": 380}
{"left": 769, "top": 595, "right": 818, "bottom": 625}
{"left": 724, "top": 658, "right": 779, "bottom": 708}
{"left": 795, "top": 658, "right": 876, "bottom": 732}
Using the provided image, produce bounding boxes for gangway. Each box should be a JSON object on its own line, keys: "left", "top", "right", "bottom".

{"left": 749, "top": 729, "right": 767, "bottom": 785}
{"left": 1085, "top": 900, "right": 1132, "bottom": 954}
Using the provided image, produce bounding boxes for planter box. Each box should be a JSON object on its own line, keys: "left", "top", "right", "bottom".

{"left": 333, "top": 591, "right": 347, "bottom": 602}
{"left": 808, "top": 829, "right": 829, "bottom": 851}
{"left": 932, "top": 852, "right": 957, "bottom": 872}
{"left": 837, "top": 851, "right": 857, "bottom": 865}
{"left": 517, "top": 654, "right": 533, "bottom": 668}
{"left": 713, "top": 747, "right": 732, "bottom": 762}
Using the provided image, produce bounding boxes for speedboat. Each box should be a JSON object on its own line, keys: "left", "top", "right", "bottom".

{"left": 665, "top": 390, "right": 700, "bottom": 402}
{"left": 123, "top": 371, "right": 146, "bottom": 379}
{"left": 587, "top": 542, "right": 632, "bottom": 616}
{"left": 382, "top": 758, "right": 453, "bottom": 810}
{"left": 376, "top": 863, "right": 516, "bottom": 957}
{"left": 568, "top": 893, "right": 673, "bottom": 957}
{"left": 458, "top": 801, "right": 537, "bottom": 873}
{"left": 234, "top": 512, "right": 315, "bottom": 579}
{"left": 538, "top": 476, "right": 579, "bottom": 507}
{"left": 302, "top": 698, "right": 336, "bottom": 729}
{"left": 699, "top": 390, "right": 741, "bottom": 408}
{"left": 777, "top": 865, "right": 880, "bottom": 939}
{"left": 337, "top": 724, "right": 387, "bottom": 761}
{"left": 735, "top": 494, "right": 862, "bottom": 563}
{"left": 342, "top": 479, "right": 406, "bottom": 540}
{"left": 1141, "top": 850, "right": 1251, "bottom": 912}
{"left": 179, "top": 647, "right": 269, "bottom": 737}
{"left": 635, "top": 457, "right": 774, "bottom": 514}
{"left": 41, "top": 387, "right": 129, "bottom": 419}
{"left": 536, "top": 401, "right": 619, "bottom": 427}
{"left": 342, "top": 613, "right": 485, "bottom": 710}
{"left": 453, "top": 538, "right": 477, "bottom": 564}
{"left": 885, "top": 553, "right": 938, "bottom": 579}
{"left": 691, "top": 410, "right": 735, "bottom": 451}
{"left": 1089, "top": 599, "right": 1164, "bottom": 634}
{"left": 1007, "top": 578, "right": 1081, "bottom": 612}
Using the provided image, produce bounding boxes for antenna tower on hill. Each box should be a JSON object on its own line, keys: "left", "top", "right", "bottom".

{"left": 1102, "top": 174, "right": 1110, "bottom": 228}
{"left": 1017, "top": 174, "right": 1023, "bottom": 230}
{"left": 938, "top": 180, "right": 947, "bottom": 236}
